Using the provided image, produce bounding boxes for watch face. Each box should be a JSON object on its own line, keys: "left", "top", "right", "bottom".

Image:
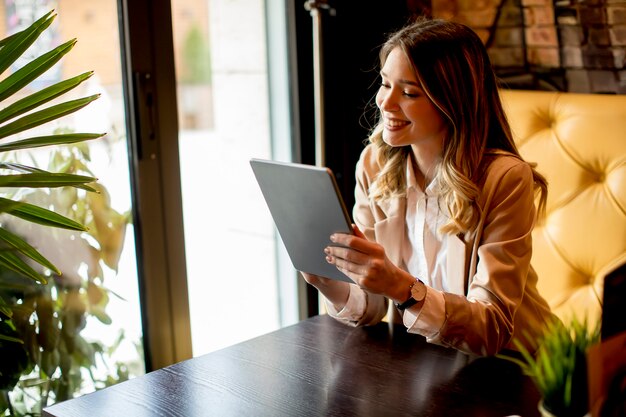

{"left": 411, "top": 281, "right": 426, "bottom": 302}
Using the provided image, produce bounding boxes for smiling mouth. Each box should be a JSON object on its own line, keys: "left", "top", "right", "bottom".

{"left": 384, "top": 118, "right": 410, "bottom": 128}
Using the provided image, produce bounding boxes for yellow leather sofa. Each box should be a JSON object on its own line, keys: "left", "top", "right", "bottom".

{"left": 500, "top": 89, "right": 626, "bottom": 325}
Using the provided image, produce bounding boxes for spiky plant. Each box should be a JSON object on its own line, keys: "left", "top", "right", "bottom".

{"left": 0, "top": 10, "right": 123, "bottom": 414}
{"left": 0, "top": 11, "right": 102, "bottom": 319}
{"left": 500, "top": 316, "right": 601, "bottom": 417}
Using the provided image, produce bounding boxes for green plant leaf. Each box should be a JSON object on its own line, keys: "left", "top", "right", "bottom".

{"left": 0, "top": 227, "right": 60, "bottom": 274}
{"left": 0, "top": 197, "right": 22, "bottom": 213}
{"left": 510, "top": 338, "right": 536, "bottom": 374}
{"left": 0, "top": 71, "right": 95, "bottom": 125}
{"left": 75, "top": 183, "right": 99, "bottom": 193}
{"left": 0, "top": 38, "right": 77, "bottom": 103}
{"left": 0, "top": 11, "right": 56, "bottom": 74}
{"left": 495, "top": 352, "right": 529, "bottom": 372}
{"left": 91, "top": 308, "right": 112, "bottom": 325}
{"left": 0, "top": 9, "right": 131, "bottom": 409}
{"left": 0, "top": 172, "right": 97, "bottom": 188}
{"left": 0, "top": 163, "right": 98, "bottom": 192}
{"left": 0, "top": 251, "right": 47, "bottom": 284}
{"left": 539, "top": 347, "right": 557, "bottom": 386}
{"left": 563, "top": 370, "right": 573, "bottom": 408}
{"left": 0, "top": 296, "right": 12, "bottom": 318}
{"left": 0, "top": 333, "right": 23, "bottom": 343}
{"left": 503, "top": 316, "right": 600, "bottom": 414}
{"left": 0, "top": 197, "right": 87, "bottom": 231}
{"left": 0, "top": 94, "right": 100, "bottom": 140}
{"left": 0, "top": 133, "right": 104, "bottom": 152}
{"left": 0, "top": 162, "right": 36, "bottom": 172}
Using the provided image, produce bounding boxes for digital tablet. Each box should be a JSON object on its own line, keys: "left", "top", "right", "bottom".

{"left": 250, "top": 158, "right": 355, "bottom": 283}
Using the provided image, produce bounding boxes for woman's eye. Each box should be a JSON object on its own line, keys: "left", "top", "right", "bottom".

{"left": 378, "top": 82, "right": 420, "bottom": 98}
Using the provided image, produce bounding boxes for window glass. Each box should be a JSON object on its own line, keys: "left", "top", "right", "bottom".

{"left": 171, "top": 0, "right": 292, "bottom": 356}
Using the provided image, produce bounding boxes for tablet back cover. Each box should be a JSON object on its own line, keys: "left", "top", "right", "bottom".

{"left": 250, "top": 159, "right": 354, "bottom": 283}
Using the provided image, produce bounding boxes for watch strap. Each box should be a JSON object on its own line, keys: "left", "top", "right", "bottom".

{"left": 395, "top": 278, "right": 424, "bottom": 311}
{"left": 395, "top": 278, "right": 426, "bottom": 311}
{"left": 395, "top": 295, "right": 420, "bottom": 311}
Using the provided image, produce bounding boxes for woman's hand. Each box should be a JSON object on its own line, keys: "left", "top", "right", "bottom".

{"left": 300, "top": 272, "right": 332, "bottom": 287}
{"left": 300, "top": 272, "right": 350, "bottom": 309}
{"left": 325, "top": 225, "right": 413, "bottom": 302}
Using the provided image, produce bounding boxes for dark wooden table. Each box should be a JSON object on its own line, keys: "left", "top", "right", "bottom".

{"left": 43, "top": 314, "right": 540, "bottom": 417}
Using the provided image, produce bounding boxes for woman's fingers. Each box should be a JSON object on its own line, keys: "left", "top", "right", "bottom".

{"left": 328, "top": 253, "right": 363, "bottom": 274}
{"left": 325, "top": 233, "right": 379, "bottom": 271}
{"left": 329, "top": 232, "right": 384, "bottom": 258}
{"left": 301, "top": 272, "right": 331, "bottom": 286}
{"left": 301, "top": 272, "right": 340, "bottom": 291}
{"left": 352, "top": 223, "right": 366, "bottom": 239}
{"left": 326, "top": 244, "right": 387, "bottom": 280}
{"left": 325, "top": 245, "right": 369, "bottom": 265}
{"left": 300, "top": 271, "right": 350, "bottom": 308}
{"left": 325, "top": 231, "right": 395, "bottom": 293}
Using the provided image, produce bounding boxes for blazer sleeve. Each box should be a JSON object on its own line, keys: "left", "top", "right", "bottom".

{"left": 433, "top": 160, "right": 537, "bottom": 356}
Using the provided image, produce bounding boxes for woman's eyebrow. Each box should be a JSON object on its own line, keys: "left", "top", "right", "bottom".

{"left": 379, "top": 70, "right": 420, "bottom": 87}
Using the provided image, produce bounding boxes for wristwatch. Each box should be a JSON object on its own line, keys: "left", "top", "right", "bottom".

{"left": 395, "top": 278, "right": 427, "bottom": 311}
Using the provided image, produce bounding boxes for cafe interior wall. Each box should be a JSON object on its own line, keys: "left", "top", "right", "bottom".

{"left": 427, "top": 0, "right": 626, "bottom": 94}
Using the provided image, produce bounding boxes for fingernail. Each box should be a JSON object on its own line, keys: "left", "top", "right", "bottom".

{"left": 330, "top": 234, "right": 336, "bottom": 242}
{"left": 326, "top": 255, "right": 332, "bottom": 263}
{"left": 324, "top": 247, "right": 330, "bottom": 254}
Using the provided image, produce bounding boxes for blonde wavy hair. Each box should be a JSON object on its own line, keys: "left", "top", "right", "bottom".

{"left": 368, "top": 17, "right": 547, "bottom": 235}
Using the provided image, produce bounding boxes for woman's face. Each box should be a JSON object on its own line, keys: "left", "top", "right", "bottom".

{"left": 375, "top": 47, "right": 446, "bottom": 149}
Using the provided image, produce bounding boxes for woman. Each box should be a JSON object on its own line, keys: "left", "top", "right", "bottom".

{"left": 302, "top": 17, "right": 555, "bottom": 356}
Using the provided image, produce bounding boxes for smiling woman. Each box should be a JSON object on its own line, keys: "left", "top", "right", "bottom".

{"left": 376, "top": 47, "right": 446, "bottom": 178}
{"left": 302, "top": 16, "right": 557, "bottom": 357}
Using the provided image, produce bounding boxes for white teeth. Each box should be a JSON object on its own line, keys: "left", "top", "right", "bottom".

{"left": 386, "top": 119, "right": 409, "bottom": 127}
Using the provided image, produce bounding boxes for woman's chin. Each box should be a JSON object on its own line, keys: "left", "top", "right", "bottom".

{"left": 382, "top": 134, "right": 408, "bottom": 148}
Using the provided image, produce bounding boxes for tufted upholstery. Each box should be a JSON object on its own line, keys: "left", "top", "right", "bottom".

{"left": 500, "top": 89, "right": 626, "bottom": 325}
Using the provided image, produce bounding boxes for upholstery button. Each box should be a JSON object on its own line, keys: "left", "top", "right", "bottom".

{"left": 502, "top": 89, "right": 625, "bottom": 328}
{"left": 595, "top": 172, "right": 606, "bottom": 183}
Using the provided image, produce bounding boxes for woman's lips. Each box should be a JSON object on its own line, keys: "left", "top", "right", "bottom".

{"left": 384, "top": 118, "right": 410, "bottom": 130}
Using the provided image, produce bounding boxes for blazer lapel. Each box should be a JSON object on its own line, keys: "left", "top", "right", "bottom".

{"left": 373, "top": 197, "right": 468, "bottom": 296}
{"left": 374, "top": 197, "right": 406, "bottom": 267}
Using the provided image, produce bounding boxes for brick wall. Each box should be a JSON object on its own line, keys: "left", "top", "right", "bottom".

{"left": 427, "top": 0, "right": 626, "bottom": 94}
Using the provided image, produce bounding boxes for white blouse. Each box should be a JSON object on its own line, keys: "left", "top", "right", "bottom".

{"left": 328, "top": 158, "right": 448, "bottom": 340}
{"left": 403, "top": 159, "right": 449, "bottom": 291}
{"left": 400, "top": 160, "right": 447, "bottom": 339}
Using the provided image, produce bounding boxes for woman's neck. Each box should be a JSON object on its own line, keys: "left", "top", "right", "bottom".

{"left": 410, "top": 144, "right": 442, "bottom": 188}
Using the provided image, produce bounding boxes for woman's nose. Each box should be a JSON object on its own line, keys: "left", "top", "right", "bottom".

{"left": 377, "top": 89, "right": 399, "bottom": 112}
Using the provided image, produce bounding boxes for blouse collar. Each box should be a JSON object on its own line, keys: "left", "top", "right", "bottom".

{"left": 405, "top": 154, "right": 439, "bottom": 195}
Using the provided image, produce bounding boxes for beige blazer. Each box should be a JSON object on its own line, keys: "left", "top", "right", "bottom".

{"left": 334, "top": 144, "right": 555, "bottom": 356}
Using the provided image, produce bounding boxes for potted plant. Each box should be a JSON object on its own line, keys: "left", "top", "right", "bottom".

{"left": 0, "top": 10, "right": 132, "bottom": 415}
{"left": 1, "top": 140, "right": 134, "bottom": 415}
{"left": 500, "top": 316, "right": 601, "bottom": 417}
